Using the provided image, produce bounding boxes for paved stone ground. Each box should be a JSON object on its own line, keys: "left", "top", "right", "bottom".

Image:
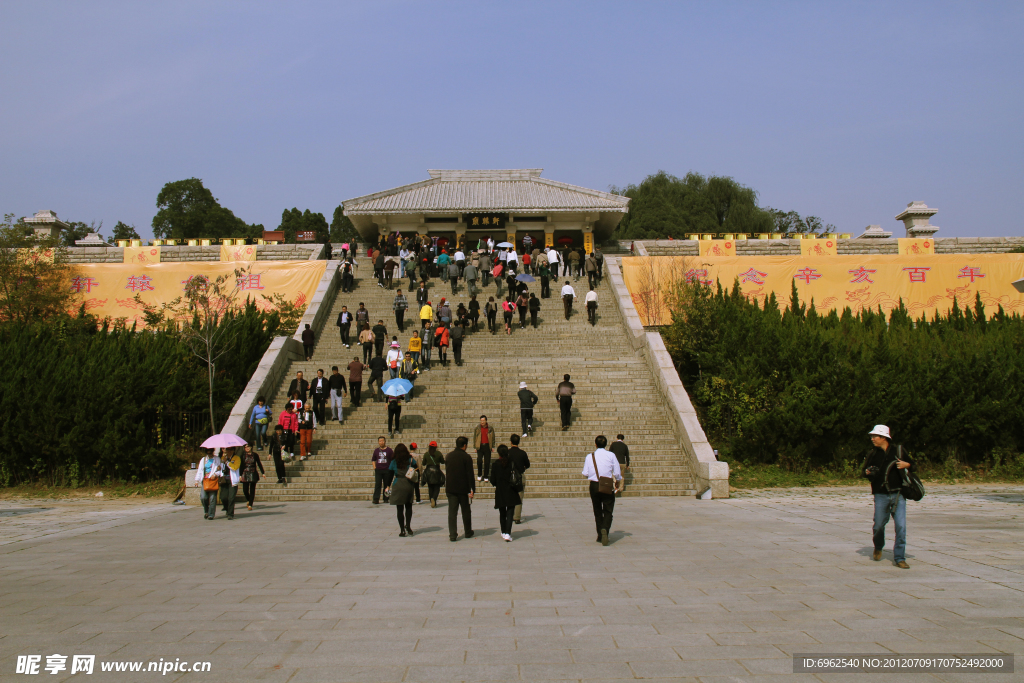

{"left": 0, "top": 486, "right": 1021, "bottom": 682}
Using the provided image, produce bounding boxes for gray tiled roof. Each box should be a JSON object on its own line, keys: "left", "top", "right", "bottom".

{"left": 344, "top": 169, "right": 629, "bottom": 215}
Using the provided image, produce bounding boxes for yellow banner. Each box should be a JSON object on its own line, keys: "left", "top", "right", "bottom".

{"left": 220, "top": 244, "right": 258, "bottom": 262}
{"left": 69, "top": 260, "right": 326, "bottom": 328}
{"left": 621, "top": 254, "right": 1024, "bottom": 325}
{"left": 800, "top": 238, "right": 837, "bottom": 257}
{"left": 698, "top": 239, "right": 736, "bottom": 257}
{"left": 123, "top": 246, "right": 161, "bottom": 264}
{"left": 897, "top": 238, "right": 935, "bottom": 255}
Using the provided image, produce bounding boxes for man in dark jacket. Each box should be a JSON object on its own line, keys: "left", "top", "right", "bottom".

{"left": 366, "top": 355, "right": 387, "bottom": 402}
{"left": 372, "top": 320, "right": 388, "bottom": 358}
{"left": 450, "top": 322, "right": 465, "bottom": 366}
{"left": 301, "top": 324, "right": 315, "bottom": 360}
{"left": 507, "top": 433, "right": 531, "bottom": 524}
{"left": 309, "top": 369, "right": 329, "bottom": 425}
{"left": 287, "top": 371, "right": 309, "bottom": 404}
{"left": 445, "top": 436, "right": 476, "bottom": 541}
{"left": 556, "top": 374, "right": 576, "bottom": 430}
{"left": 609, "top": 434, "right": 629, "bottom": 492}
{"left": 861, "top": 424, "right": 914, "bottom": 568}
{"left": 517, "top": 382, "right": 538, "bottom": 436}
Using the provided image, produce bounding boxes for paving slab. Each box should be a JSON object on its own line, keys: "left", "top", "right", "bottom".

{"left": 0, "top": 487, "right": 1021, "bottom": 681}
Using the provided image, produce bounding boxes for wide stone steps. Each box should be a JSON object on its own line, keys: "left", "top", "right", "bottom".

{"left": 256, "top": 257, "right": 695, "bottom": 501}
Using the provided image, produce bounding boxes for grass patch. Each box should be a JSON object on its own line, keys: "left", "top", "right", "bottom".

{"left": 729, "top": 458, "right": 1024, "bottom": 489}
{"left": 0, "top": 477, "right": 182, "bottom": 500}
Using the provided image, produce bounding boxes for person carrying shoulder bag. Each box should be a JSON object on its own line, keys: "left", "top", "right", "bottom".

{"left": 861, "top": 425, "right": 917, "bottom": 569}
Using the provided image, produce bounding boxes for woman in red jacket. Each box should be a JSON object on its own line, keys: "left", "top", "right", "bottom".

{"left": 436, "top": 323, "right": 450, "bottom": 367}
{"left": 277, "top": 404, "right": 299, "bottom": 460}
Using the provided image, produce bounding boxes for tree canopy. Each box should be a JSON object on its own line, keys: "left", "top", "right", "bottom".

{"left": 111, "top": 221, "right": 141, "bottom": 241}
{"left": 152, "top": 178, "right": 262, "bottom": 240}
{"left": 329, "top": 205, "right": 359, "bottom": 243}
{"left": 278, "top": 208, "right": 329, "bottom": 243}
{"left": 0, "top": 214, "right": 75, "bottom": 324}
{"left": 613, "top": 171, "right": 774, "bottom": 239}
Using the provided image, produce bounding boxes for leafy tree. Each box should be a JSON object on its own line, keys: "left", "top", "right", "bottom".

{"left": 111, "top": 221, "right": 141, "bottom": 241}
{"left": 329, "top": 205, "right": 359, "bottom": 243}
{"left": 158, "top": 269, "right": 249, "bottom": 435}
{"left": 62, "top": 220, "right": 103, "bottom": 247}
{"left": 0, "top": 214, "right": 75, "bottom": 324}
{"left": 613, "top": 171, "right": 774, "bottom": 239}
{"left": 152, "top": 178, "right": 261, "bottom": 240}
{"left": 279, "top": 208, "right": 329, "bottom": 243}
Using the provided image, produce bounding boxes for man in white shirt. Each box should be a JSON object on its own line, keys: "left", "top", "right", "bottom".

{"left": 581, "top": 435, "right": 623, "bottom": 545}
{"left": 585, "top": 287, "right": 598, "bottom": 326}
{"left": 560, "top": 281, "right": 577, "bottom": 320}
{"left": 547, "top": 248, "right": 560, "bottom": 275}
{"left": 399, "top": 247, "right": 411, "bottom": 279}
{"left": 453, "top": 249, "right": 466, "bottom": 278}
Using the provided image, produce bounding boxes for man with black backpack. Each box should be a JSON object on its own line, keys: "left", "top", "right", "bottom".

{"left": 862, "top": 424, "right": 918, "bottom": 569}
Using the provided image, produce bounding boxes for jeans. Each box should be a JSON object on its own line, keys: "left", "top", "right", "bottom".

{"left": 447, "top": 493, "right": 473, "bottom": 539}
{"left": 589, "top": 481, "right": 615, "bottom": 533}
{"left": 201, "top": 488, "right": 219, "bottom": 518}
{"left": 477, "top": 445, "right": 492, "bottom": 480}
{"left": 367, "top": 373, "right": 384, "bottom": 401}
{"left": 330, "top": 389, "right": 344, "bottom": 421}
{"left": 873, "top": 492, "right": 907, "bottom": 562}
{"left": 252, "top": 422, "right": 268, "bottom": 449}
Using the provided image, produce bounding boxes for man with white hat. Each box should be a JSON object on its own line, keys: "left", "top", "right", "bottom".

{"left": 862, "top": 424, "right": 914, "bottom": 569}
{"left": 517, "top": 382, "right": 539, "bottom": 437}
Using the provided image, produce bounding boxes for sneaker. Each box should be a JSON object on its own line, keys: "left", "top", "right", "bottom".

{"left": 477, "top": 476, "right": 482, "bottom": 481}
{"left": 503, "top": 534, "right": 511, "bottom": 542}
{"left": 522, "top": 433, "right": 528, "bottom": 438}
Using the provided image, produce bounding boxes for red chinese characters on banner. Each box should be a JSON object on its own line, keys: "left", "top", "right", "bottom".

{"left": 124, "top": 275, "right": 155, "bottom": 292}
{"left": 70, "top": 276, "right": 99, "bottom": 293}
{"left": 848, "top": 266, "right": 877, "bottom": 284}
{"left": 739, "top": 268, "right": 767, "bottom": 285}
{"left": 181, "top": 275, "right": 210, "bottom": 291}
{"left": 902, "top": 267, "right": 931, "bottom": 283}
{"left": 794, "top": 267, "right": 822, "bottom": 284}
{"left": 236, "top": 273, "right": 265, "bottom": 291}
{"left": 684, "top": 268, "right": 712, "bottom": 286}
{"left": 957, "top": 266, "right": 985, "bottom": 283}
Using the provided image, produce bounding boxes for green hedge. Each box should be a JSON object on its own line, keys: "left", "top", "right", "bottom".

{"left": 0, "top": 304, "right": 282, "bottom": 486}
{"left": 663, "top": 281, "right": 1024, "bottom": 470}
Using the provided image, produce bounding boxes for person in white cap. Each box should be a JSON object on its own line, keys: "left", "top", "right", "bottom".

{"left": 517, "top": 382, "right": 539, "bottom": 437}
{"left": 862, "top": 424, "right": 914, "bottom": 569}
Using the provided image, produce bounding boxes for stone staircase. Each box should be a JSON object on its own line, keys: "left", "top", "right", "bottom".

{"left": 256, "top": 256, "right": 695, "bottom": 501}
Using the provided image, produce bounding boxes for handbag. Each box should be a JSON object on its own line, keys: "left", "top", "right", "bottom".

{"left": 590, "top": 453, "right": 615, "bottom": 495}
{"left": 202, "top": 477, "right": 219, "bottom": 492}
{"left": 405, "top": 465, "right": 419, "bottom": 484}
{"left": 509, "top": 466, "right": 524, "bottom": 493}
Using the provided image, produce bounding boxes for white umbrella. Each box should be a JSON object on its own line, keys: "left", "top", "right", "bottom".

{"left": 496, "top": 242, "right": 513, "bottom": 248}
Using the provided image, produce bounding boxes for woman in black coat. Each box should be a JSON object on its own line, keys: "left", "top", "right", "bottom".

{"left": 239, "top": 442, "right": 266, "bottom": 511}
{"left": 489, "top": 445, "right": 520, "bottom": 542}
{"left": 387, "top": 444, "right": 420, "bottom": 536}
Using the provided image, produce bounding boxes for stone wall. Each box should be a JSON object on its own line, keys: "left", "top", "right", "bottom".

{"left": 639, "top": 236, "right": 1024, "bottom": 258}
{"left": 64, "top": 244, "right": 324, "bottom": 264}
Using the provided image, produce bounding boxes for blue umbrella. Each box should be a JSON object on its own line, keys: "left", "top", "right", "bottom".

{"left": 382, "top": 378, "right": 413, "bottom": 397}
{"left": 496, "top": 242, "right": 513, "bottom": 249}
{"left": 515, "top": 273, "right": 536, "bottom": 283}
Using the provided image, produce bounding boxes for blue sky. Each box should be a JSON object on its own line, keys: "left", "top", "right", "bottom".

{"left": 2, "top": 1, "right": 1021, "bottom": 238}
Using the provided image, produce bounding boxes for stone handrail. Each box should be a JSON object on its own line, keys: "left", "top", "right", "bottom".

{"left": 605, "top": 257, "right": 729, "bottom": 498}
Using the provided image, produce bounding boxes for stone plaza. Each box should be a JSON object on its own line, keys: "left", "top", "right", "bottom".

{"left": 1, "top": 485, "right": 1020, "bottom": 682}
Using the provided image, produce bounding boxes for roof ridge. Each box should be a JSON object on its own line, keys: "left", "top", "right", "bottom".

{"left": 428, "top": 169, "right": 543, "bottom": 181}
